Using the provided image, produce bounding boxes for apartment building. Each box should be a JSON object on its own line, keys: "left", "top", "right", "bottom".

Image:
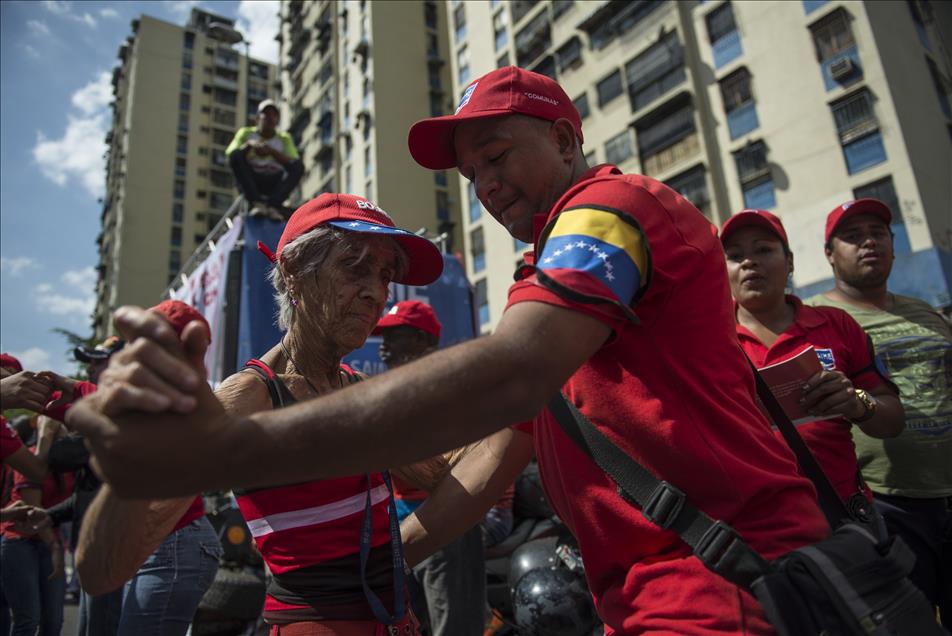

{"left": 448, "top": 0, "right": 952, "bottom": 332}
{"left": 93, "top": 8, "right": 277, "bottom": 336}
{"left": 276, "top": 0, "right": 463, "bottom": 254}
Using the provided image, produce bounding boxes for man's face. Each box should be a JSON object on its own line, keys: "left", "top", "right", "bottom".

{"left": 825, "top": 213, "right": 894, "bottom": 289}
{"left": 257, "top": 107, "right": 279, "bottom": 133}
{"left": 379, "top": 326, "right": 430, "bottom": 369}
{"left": 454, "top": 115, "right": 574, "bottom": 243}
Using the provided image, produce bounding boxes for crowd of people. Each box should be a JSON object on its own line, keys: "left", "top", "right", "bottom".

{"left": 2, "top": 66, "right": 949, "bottom": 636}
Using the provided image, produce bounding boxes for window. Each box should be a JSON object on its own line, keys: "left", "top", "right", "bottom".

{"left": 720, "top": 68, "right": 759, "bottom": 139}
{"left": 184, "top": 32, "right": 194, "bottom": 50}
{"left": 512, "top": 1, "right": 539, "bottom": 23}
{"left": 605, "top": 129, "right": 634, "bottom": 165}
{"left": 552, "top": 0, "right": 574, "bottom": 21}
{"left": 211, "top": 149, "right": 227, "bottom": 167}
{"left": 178, "top": 113, "right": 189, "bottom": 133}
{"left": 597, "top": 69, "right": 623, "bottom": 107}
{"left": 636, "top": 101, "right": 699, "bottom": 176}
{"left": 454, "top": 3, "right": 466, "bottom": 42}
{"left": 854, "top": 176, "right": 909, "bottom": 254}
{"left": 515, "top": 10, "right": 550, "bottom": 67}
{"left": 810, "top": 9, "right": 855, "bottom": 62}
{"left": 430, "top": 93, "right": 443, "bottom": 117}
{"left": 436, "top": 191, "right": 450, "bottom": 221}
{"left": 435, "top": 171, "right": 447, "bottom": 187}
{"left": 531, "top": 55, "right": 557, "bottom": 80}
{"left": 457, "top": 45, "right": 470, "bottom": 85}
{"left": 172, "top": 203, "right": 184, "bottom": 223}
{"left": 664, "top": 165, "right": 709, "bottom": 216}
{"left": 831, "top": 89, "right": 886, "bottom": 174}
{"left": 424, "top": 2, "right": 437, "bottom": 29}
{"left": 550, "top": 37, "right": 579, "bottom": 76}
{"left": 468, "top": 182, "right": 481, "bottom": 222}
{"left": 493, "top": 11, "right": 508, "bottom": 51}
{"left": 210, "top": 169, "right": 233, "bottom": 189}
{"left": 181, "top": 73, "right": 191, "bottom": 91}
{"left": 175, "top": 157, "right": 186, "bottom": 177}
{"left": 179, "top": 93, "right": 190, "bottom": 111}
{"left": 213, "top": 88, "right": 237, "bottom": 107}
{"left": 475, "top": 278, "right": 490, "bottom": 326}
{"left": 579, "top": 1, "right": 665, "bottom": 51}
{"left": 362, "top": 78, "right": 370, "bottom": 109}
{"left": 706, "top": 2, "right": 742, "bottom": 69}
{"left": 364, "top": 146, "right": 373, "bottom": 176}
{"left": 625, "top": 32, "right": 686, "bottom": 112}
{"left": 182, "top": 51, "right": 192, "bottom": 69}
{"left": 169, "top": 249, "right": 181, "bottom": 275}
{"left": 471, "top": 227, "right": 486, "bottom": 272}
{"left": 170, "top": 226, "right": 182, "bottom": 247}
{"left": 210, "top": 192, "right": 231, "bottom": 211}
{"left": 733, "top": 141, "right": 775, "bottom": 209}
{"left": 212, "top": 108, "right": 235, "bottom": 127}
{"left": 497, "top": 53, "right": 511, "bottom": 68}
{"left": 573, "top": 93, "right": 590, "bottom": 120}
{"left": 176, "top": 135, "right": 188, "bottom": 155}
{"left": 212, "top": 129, "right": 232, "bottom": 146}
{"left": 802, "top": 0, "right": 828, "bottom": 14}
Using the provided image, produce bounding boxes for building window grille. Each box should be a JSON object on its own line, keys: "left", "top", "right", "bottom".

{"left": 172, "top": 204, "right": 184, "bottom": 224}
{"left": 597, "top": 69, "right": 623, "bottom": 107}
{"left": 706, "top": 2, "right": 742, "bottom": 69}
{"left": 424, "top": 2, "right": 437, "bottom": 29}
{"left": 171, "top": 227, "right": 182, "bottom": 247}
{"left": 212, "top": 129, "right": 233, "bottom": 146}
{"left": 720, "top": 68, "right": 759, "bottom": 139}
{"left": 605, "top": 129, "right": 634, "bottom": 165}
{"left": 663, "top": 165, "right": 709, "bottom": 217}
{"left": 184, "top": 31, "right": 194, "bottom": 49}
{"left": 512, "top": 1, "right": 539, "bottom": 24}
{"left": 625, "top": 32, "right": 686, "bottom": 112}
{"left": 175, "top": 157, "right": 187, "bottom": 178}
{"left": 831, "top": 89, "right": 886, "bottom": 174}
{"left": 181, "top": 73, "right": 191, "bottom": 91}
{"left": 475, "top": 278, "right": 490, "bottom": 325}
{"left": 552, "top": 0, "right": 573, "bottom": 21}
{"left": 579, "top": 1, "right": 665, "bottom": 51}
{"left": 176, "top": 136, "right": 188, "bottom": 155}
{"left": 179, "top": 93, "right": 190, "bottom": 111}
{"left": 515, "top": 10, "right": 550, "bottom": 67}
{"left": 636, "top": 101, "right": 697, "bottom": 168}
{"left": 178, "top": 113, "right": 189, "bottom": 134}
{"left": 810, "top": 9, "right": 855, "bottom": 61}
{"left": 556, "top": 37, "right": 582, "bottom": 73}
{"left": 733, "top": 141, "right": 775, "bottom": 209}
{"left": 573, "top": 93, "right": 590, "bottom": 119}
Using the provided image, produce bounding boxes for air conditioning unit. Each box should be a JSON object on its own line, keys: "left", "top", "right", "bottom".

{"left": 829, "top": 57, "right": 855, "bottom": 81}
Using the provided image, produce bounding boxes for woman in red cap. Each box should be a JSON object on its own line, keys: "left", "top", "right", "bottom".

{"left": 78, "top": 194, "right": 443, "bottom": 635}
{"left": 720, "top": 209, "right": 904, "bottom": 520}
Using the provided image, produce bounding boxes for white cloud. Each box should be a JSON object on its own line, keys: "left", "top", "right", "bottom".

{"left": 99, "top": 8, "right": 119, "bottom": 19}
{"left": 33, "top": 72, "right": 111, "bottom": 198}
{"left": 33, "top": 282, "right": 95, "bottom": 318}
{"left": 20, "top": 44, "right": 41, "bottom": 59}
{"left": 27, "top": 19, "right": 51, "bottom": 36}
{"left": 169, "top": 1, "right": 202, "bottom": 18}
{"left": 61, "top": 267, "right": 96, "bottom": 290}
{"left": 71, "top": 71, "right": 112, "bottom": 115}
{"left": 42, "top": 0, "right": 96, "bottom": 28}
{"left": 0, "top": 257, "right": 38, "bottom": 277}
{"left": 42, "top": 0, "right": 70, "bottom": 15}
{"left": 8, "top": 347, "right": 52, "bottom": 373}
{"left": 237, "top": 1, "right": 280, "bottom": 64}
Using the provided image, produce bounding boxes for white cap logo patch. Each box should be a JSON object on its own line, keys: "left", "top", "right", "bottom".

{"left": 455, "top": 82, "right": 478, "bottom": 115}
{"left": 388, "top": 305, "right": 400, "bottom": 315}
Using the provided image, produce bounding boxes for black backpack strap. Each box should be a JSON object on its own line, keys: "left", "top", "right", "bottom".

{"left": 744, "top": 357, "right": 850, "bottom": 529}
{"left": 547, "top": 392, "right": 770, "bottom": 589}
{"left": 242, "top": 359, "right": 293, "bottom": 409}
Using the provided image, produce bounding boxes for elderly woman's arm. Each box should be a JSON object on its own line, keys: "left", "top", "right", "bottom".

{"left": 76, "top": 372, "right": 268, "bottom": 595}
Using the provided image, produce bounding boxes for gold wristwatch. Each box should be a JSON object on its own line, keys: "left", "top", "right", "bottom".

{"left": 850, "top": 389, "right": 877, "bottom": 423}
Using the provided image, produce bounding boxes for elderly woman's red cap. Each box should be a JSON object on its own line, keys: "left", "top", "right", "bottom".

{"left": 0, "top": 353, "right": 23, "bottom": 373}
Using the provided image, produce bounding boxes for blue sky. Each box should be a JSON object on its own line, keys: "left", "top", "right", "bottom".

{"left": 1, "top": 0, "right": 278, "bottom": 376}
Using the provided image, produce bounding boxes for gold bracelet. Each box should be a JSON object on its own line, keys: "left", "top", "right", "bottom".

{"left": 849, "top": 389, "right": 877, "bottom": 424}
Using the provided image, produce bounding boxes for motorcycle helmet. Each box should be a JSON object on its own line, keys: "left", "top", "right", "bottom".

{"left": 509, "top": 537, "right": 558, "bottom": 591}
{"left": 512, "top": 567, "right": 600, "bottom": 635}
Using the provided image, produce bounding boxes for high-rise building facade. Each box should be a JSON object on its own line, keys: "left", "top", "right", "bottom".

{"left": 93, "top": 9, "right": 277, "bottom": 336}
{"left": 448, "top": 0, "right": 952, "bottom": 332}
{"left": 277, "top": 0, "right": 463, "bottom": 254}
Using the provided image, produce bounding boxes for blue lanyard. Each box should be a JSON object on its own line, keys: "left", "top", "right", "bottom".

{"left": 359, "top": 471, "right": 406, "bottom": 625}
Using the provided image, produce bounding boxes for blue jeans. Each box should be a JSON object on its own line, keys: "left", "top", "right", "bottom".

{"left": 0, "top": 536, "right": 66, "bottom": 636}
{"left": 78, "top": 587, "right": 122, "bottom": 636}
{"left": 117, "top": 517, "right": 222, "bottom": 636}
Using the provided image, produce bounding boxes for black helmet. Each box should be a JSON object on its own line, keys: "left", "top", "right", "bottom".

{"left": 514, "top": 462, "right": 553, "bottom": 519}
{"left": 512, "top": 567, "right": 600, "bottom": 636}
{"left": 509, "top": 537, "right": 558, "bottom": 591}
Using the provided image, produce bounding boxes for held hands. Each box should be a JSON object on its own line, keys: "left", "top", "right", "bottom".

{"left": 800, "top": 370, "right": 867, "bottom": 420}
{"left": 67, "top": 306, "right": 231, "bottom": 498}
{"left": 0, "top": 371, "right": 53, "bottom": 411}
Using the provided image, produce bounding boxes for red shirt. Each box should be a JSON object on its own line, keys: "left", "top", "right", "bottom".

{"left": 506, "top": 165, "right": 829, "bottom": 635}
{"left": 736, "top": 296, "right": 890, "bottom": 501}
{"left": 1, "top": 417, "right": 23, "bottom": 462}
{"left": 1, "top": 459, "right": 74, "bottom": 540}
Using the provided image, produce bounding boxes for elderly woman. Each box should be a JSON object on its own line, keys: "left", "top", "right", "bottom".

{"left": 720, "top": 209, "right": 903, "bottom": 521}
{"left": 77, "top": 193, "right": 442, "bottom": 635}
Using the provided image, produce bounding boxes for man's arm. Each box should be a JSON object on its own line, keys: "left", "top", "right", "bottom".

{"left": 401, "top": 427, "right": 534, "bottom": 566}
{"left": 70, "top": 301, "right": 610, "bottom": 498}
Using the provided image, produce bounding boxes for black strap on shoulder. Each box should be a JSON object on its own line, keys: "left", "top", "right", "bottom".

{"left": 241, "top": 359, "right": 295, "bottom": 409}
{"left": 744, "top": 357, "right": 851, "bottom": 529}
{"left": 547, "top": 392, "right": 770, "bottom": 590}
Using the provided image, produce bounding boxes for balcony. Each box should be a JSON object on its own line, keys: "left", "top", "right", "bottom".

{"left": 212, "top": 75, "right": 239, "bottom": 91}
{"left": 214, "top": 55, "right": 240, "bottom": 71}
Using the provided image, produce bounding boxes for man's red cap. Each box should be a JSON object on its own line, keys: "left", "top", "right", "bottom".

{"left": 271, "top": 193, "right": 443, "bottom": 286}
{"left": 0, "top": 353, "right": 23, "bottom": 373}
{"left": 372, "top": 301, "right": 442, "bottom": 339}
{"left": 150, "top": 300, "right": 211, "bottom": 341}
{"left": 825, "top": 198, "right": 892, "bottom": 244}
{"left": 720, "top": 209, "right": 789, "bottom": 248}
{"left": 407, "top": 66, "right": 583, "bottom": 170}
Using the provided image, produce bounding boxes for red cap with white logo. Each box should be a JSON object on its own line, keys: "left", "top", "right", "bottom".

{"left": 372, "top": 300, "right": 442, "bottom": 339}
{"left": 267, "top": 193, "right": 443, "bottom": 286}
{"left": 407, "top": 66, "right": 583, "bottom": 170}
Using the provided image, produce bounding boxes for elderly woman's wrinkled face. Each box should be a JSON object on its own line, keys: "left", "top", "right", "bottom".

{"left": 298, "top": 235, "right": 400, "bottom": 354}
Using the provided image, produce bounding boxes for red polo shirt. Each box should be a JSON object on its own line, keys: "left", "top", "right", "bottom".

{"left": 736, "top": 296, "right": 891, "bottom": 502}
{"left": 507, "top": 165, "right": 829, "bottom": 635}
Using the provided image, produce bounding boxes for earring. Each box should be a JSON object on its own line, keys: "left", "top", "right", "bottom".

{"left": 290, "top": 294, "right": 298, "bottom": 307}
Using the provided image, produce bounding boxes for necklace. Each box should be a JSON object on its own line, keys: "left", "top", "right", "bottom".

{"left": 281, "top": 339, "right": 342, "bottom": 395}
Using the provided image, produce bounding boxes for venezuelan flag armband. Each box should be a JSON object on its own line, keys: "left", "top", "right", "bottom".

{"left": 533, "top": 206, "right": 651, "bottom": 322}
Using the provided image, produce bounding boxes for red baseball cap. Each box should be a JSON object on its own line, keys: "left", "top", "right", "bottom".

{"left": 0, "top": 353, "right": 22, "bottom": 373}
{"left": 372, "top": 301, "right": 442, "bottom": 339}
{"left": 720, "top": 209, "right": 789, "bottom": 248}
{"left": 408, "top": 66, "right": 583, "bottom": 170}
{"left": 150, "top": 300, "right": 211, "bottom": 341}
{"left": 270, "top": 193, "right": 442, "bottom": 286}
{"left": 825, "top": 198, "right": 892, "bottom": 244}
